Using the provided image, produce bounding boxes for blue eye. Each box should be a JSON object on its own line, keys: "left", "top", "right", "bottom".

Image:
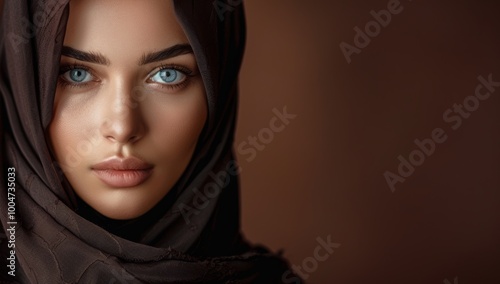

{"left": 62, "top": 68, "right": 92, "bottom": 83}
{"left": 150, "top": 68, "right": 186, "bottom": 85}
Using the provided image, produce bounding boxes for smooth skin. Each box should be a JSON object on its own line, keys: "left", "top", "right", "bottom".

{"left": 48, "top": 0, "right": 207, "bottom": 219}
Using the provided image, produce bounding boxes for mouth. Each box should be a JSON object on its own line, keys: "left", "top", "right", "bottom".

{"left": 91, "top": 157, "right": 153, "bottom": 188}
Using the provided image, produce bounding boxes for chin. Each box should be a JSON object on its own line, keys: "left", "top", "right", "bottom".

{"left": 86, "top": 193, "right": 160, "bottom": 220}
{"left": 97, "top": 204, "right": 152, "bottom": 220}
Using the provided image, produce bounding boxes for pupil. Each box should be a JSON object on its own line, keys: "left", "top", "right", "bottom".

{"left": 71, "top": 69, "right": 85, "bottom": 82}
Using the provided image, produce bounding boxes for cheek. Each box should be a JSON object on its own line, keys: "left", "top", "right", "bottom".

{"left": 49, "top": 91, "right": 95, "bottom": 169}
{"left": 146, "top": 83, "right": 207, "bottom": 159}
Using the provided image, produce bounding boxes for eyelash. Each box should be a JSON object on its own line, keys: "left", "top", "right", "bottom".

{"left": 57, "top": 63, "right": 195, "bottom": 91}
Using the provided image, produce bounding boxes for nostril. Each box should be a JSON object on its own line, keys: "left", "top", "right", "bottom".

{"left": 128, "top": 135, "right": 138, "bottom": 142}
{"left": 106, "top": 135, "right": 116, "bottom": 142}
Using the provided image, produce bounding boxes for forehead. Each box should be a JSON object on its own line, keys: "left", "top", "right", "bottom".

{"left": 64, "top": 0, "right": 188, "bottom": 56}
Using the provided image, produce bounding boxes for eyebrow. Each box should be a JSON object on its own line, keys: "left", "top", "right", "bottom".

{"left": 60, "top": 44, "right": 193, "bottom": 66}
{"left": 61, "top": 46, "right": 110, "bottom": 65}
{"left": 138, "top": 44, "right": 193, "bottom": 65}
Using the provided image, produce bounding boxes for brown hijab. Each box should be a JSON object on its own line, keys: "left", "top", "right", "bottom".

{"left": 0, "top": 0, "right": 300, "bottom": 282}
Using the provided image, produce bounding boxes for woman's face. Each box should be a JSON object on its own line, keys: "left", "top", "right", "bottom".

{"left": 49, "top": 0, "right": 207, "bottom": 220}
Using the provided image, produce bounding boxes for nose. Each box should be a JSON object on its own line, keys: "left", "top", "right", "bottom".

{"left": 99, "top": 81, "right": 146, "bottom": 144}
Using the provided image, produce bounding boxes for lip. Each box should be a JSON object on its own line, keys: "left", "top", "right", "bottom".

{"left": 91, "top": 157, "right": 153, "bottom": 188}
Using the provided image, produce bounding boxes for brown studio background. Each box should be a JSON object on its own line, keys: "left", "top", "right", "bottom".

{"left": 239, "top": 1, "right": 500, "bottom": 284}
{"left": 2, "top": 1, "right": 500, "bottom": 283}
